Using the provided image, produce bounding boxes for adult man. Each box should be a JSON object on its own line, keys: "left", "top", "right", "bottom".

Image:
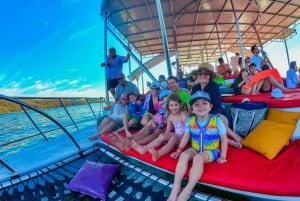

{"left": 101, "top": 47, "right": 130, "bottom": 97}
{"left": 250, "top": 45, "right": 266, "bottom": 72}
{"left": 167, "top": 76, "right": 190, "bottom": 108}
{"left": 115, "top": 73, "right": 140, "bottom": 102}
{"left": 177, "top": 70, "right": 188, "bottom": 89}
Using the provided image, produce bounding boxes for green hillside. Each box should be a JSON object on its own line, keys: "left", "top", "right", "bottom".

{"left": 0, "top": 99, "right": 102, "bottom": 114}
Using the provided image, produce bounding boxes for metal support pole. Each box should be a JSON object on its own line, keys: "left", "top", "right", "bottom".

{"left": 216, "top": 25, "right": 222, "bottom": 56}
{"left": 230, "top": 0, "right": 245, "bottom": 68}
{"left": 140, "top": 55, "right": 145, "bottom": 94}
{"left": 225, "top": 52, "right": 229, "bottom": 64}
{"left": 156, "top": 0, "right": 172, "bottom": 77}
{"left": 103, "top": 17, "right": 109, "bottom": 102}
{"left": 175, "top": 49, "right": 179, "bottom": 70}
{"left": 128, "top": 42, "right": 132, "bottom": 75}
{"left": 284, "top": 38, "right": 291, "bottom": 67}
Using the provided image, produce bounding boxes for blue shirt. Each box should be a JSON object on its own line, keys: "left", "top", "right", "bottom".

{"left": 250, "top": 55, "right": 263, "bottom": 71}
{"left": 286, "top": 68, "right": 298, "bottom": 89}
{"left": 115, "top": 81, "right": 140, "bottom": 101}
{"left": 179, "top": 78, "right": 188, "bottom": 89}
{"left": 105, "top": 55, "right": 128, "bottom": 79}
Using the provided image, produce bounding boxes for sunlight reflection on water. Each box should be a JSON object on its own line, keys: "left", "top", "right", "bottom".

{"left": 0, "top": 103, "right": 102, "bottom": 158}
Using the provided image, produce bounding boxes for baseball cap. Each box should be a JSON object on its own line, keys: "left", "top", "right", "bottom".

{"left": 150, "top": 81, "right": 160, "bottom": 89}
{"left": 189, "top": 91, "right": 211, "bottom": 105}
{"left": 271, "top": 88, "right": 284, "bottom": 98}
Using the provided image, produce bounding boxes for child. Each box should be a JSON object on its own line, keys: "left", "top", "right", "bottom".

{"left": 88, "top": 94, "right": 128, "bottom": 141}
{"left": 109, "top": 90, "right": 169, "bottom": 151}
{"left": 167, "top": 91, "right": 228, "bottom": 201}
{"left": 132, "top": 93, "right": 188, "bottom": 161}
{"left": 112, "top": 93, "right": 144, "bottom": 137}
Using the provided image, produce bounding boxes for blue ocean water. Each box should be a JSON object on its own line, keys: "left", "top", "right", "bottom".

{"left": 0, "top": 103, "right": 102, "bottom": 158}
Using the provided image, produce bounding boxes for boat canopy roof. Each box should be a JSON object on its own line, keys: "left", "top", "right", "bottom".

{"left": 101, "top": 0, "right": 300, "bottom": 66}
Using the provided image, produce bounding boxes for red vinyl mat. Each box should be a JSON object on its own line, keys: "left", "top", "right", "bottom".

{"left": 101, "top": 132, "right": 300, "bottom": 197}
{"left": 222, "top": 89, "right": 300, "bottom": 108}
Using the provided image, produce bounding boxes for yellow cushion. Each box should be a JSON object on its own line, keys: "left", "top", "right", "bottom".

{"left": 266, "top": 108, "right": 300, "bottom": 125}
{"left": 242, "top": 120, "right": 295, "bottom": 160}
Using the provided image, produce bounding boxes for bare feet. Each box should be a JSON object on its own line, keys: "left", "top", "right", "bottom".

{"left": 167, "top": 185, "right": 181, "bottom": 201}
{"left": 177, "top": 188, "right": 192, "bottom": 201}
{"left": 148, "top": 147, "right": 160, "bottom": 162}
{"left": 125, "top": 130, "right": 133, "bottom": 138}
{"left": 109, "top": 134, "right": 125, "bottom": 151}
{"left": 229, "top": 139, "right": 242, "bottom": 149}
{"left": 112, "top": 131, "right": 119, "bottom": 136}
{"left": 123, "top": 138, "right": 131, "bottom": 151}
{"left": 88, "top": 134, "right": 99, "bottom": 141}
{"left": 131, "top": 140, "right": 147, "bottom": 155}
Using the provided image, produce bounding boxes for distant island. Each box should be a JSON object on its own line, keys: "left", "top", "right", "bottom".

{"left": 0, "top": 98, "right": 104, "bottom": 114}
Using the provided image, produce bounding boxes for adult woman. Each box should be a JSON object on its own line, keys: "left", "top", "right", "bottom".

{"left": 242, "top": 63, "right": 289, "bottom": 94}
{"left": 140, "top": 82, "right": 160, "bottom": 126}
{"left": 88, "top": 94, "right": 128, "bottom": 141}
{"left": 286, "top": 61, "right": 299, "bottom": 89}
{"left": 191, "top": 65, "right": 242, "bottom": 148}
{"left": 191, "top": 66, "right": 222, "bottom": 114}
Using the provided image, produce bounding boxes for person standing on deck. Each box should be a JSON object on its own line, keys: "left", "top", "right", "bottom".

{"left": 250, "top": 45, "right": 267, "bottom": 72}
{"left": 101, "top": 47, "right": 130, "bottom": 97}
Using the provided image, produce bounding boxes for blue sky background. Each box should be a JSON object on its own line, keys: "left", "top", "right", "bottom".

{"left": 0, "top": 0, "right": 299, "bottom": 98}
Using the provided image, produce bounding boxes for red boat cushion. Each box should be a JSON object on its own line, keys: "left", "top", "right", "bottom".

{"left": 101, "top": 132, "right": 300, "bottom": 197}
{"left": 222, "top": 89, "right": 300, "bottom": 108}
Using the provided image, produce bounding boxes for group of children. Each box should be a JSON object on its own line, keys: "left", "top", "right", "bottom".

{"left": 89, "top": 88, "right": 236, "bottom": 201}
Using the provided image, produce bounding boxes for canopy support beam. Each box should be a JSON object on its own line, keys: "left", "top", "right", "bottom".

{"left": 156, "top": 0, "right": 172, "bottom": 77}
{"left": 284, "top": 38, "right": 291, "bottom": 67}
{"left": 230, "top": 0, "right": 245, "bottom": 68}
{"left": 103, "top": 17, "right": 109, "bottom": 102}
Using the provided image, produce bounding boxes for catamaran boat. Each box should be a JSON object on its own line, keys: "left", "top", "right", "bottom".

{"left": 1, "top": 0, "right": 300, "bottom": 200}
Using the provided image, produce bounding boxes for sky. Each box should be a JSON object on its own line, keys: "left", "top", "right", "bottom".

{"left": 0, "top": 0, "right": 299, "bottom": 98}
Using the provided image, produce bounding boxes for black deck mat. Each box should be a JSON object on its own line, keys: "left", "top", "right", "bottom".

{"left": 0, "top": 143, "right": 240, "bottom": 201}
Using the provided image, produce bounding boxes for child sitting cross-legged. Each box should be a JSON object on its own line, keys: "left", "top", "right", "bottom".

{"left": 112, "top": 93, "right": 144, "bottom": 138}
{"left": 109, "top": 90, "right": 169, "bottom": 151}
{"left": 167, "top": 91, "right": 228, "bottom": 201}
{"left": 131, "top": 93, "right": 188, "bottom": 162}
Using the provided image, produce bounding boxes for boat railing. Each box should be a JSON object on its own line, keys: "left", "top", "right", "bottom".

{"left": 0, "top": 94, "right": 106, "bottom": 177}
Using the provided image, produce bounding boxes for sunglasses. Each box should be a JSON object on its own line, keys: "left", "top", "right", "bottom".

{"left": 118, "top": 77, "right": 124, "bottom": 80}
{"left": 198, "top": 71, "right": 210, "bottom": 76}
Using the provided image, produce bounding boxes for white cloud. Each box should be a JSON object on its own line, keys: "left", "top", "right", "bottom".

{"left": 0, "top": 77, "right": 104, "bottom": 98}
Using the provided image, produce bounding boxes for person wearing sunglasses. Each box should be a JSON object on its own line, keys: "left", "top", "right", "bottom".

{"left": 191, "top": 64, "right": 243, "bottom": 149}
{"left": 114, "top": 73, "right": 140, "bottom": 102}
{"left": 101, "top": 46, "right": 130, "bottom": 98}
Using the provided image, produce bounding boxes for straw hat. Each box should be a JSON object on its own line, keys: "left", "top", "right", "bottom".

{"left": 198, "top": 63, "right": 216, "bottom": 79}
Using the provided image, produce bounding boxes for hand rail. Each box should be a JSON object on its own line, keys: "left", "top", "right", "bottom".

{"left": 0, "top": 94, "right": 105, "bottom": 175}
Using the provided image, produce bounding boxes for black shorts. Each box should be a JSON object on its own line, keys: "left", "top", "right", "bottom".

{"left": 107, "top": 78, "right": 119, "bottom": 89}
